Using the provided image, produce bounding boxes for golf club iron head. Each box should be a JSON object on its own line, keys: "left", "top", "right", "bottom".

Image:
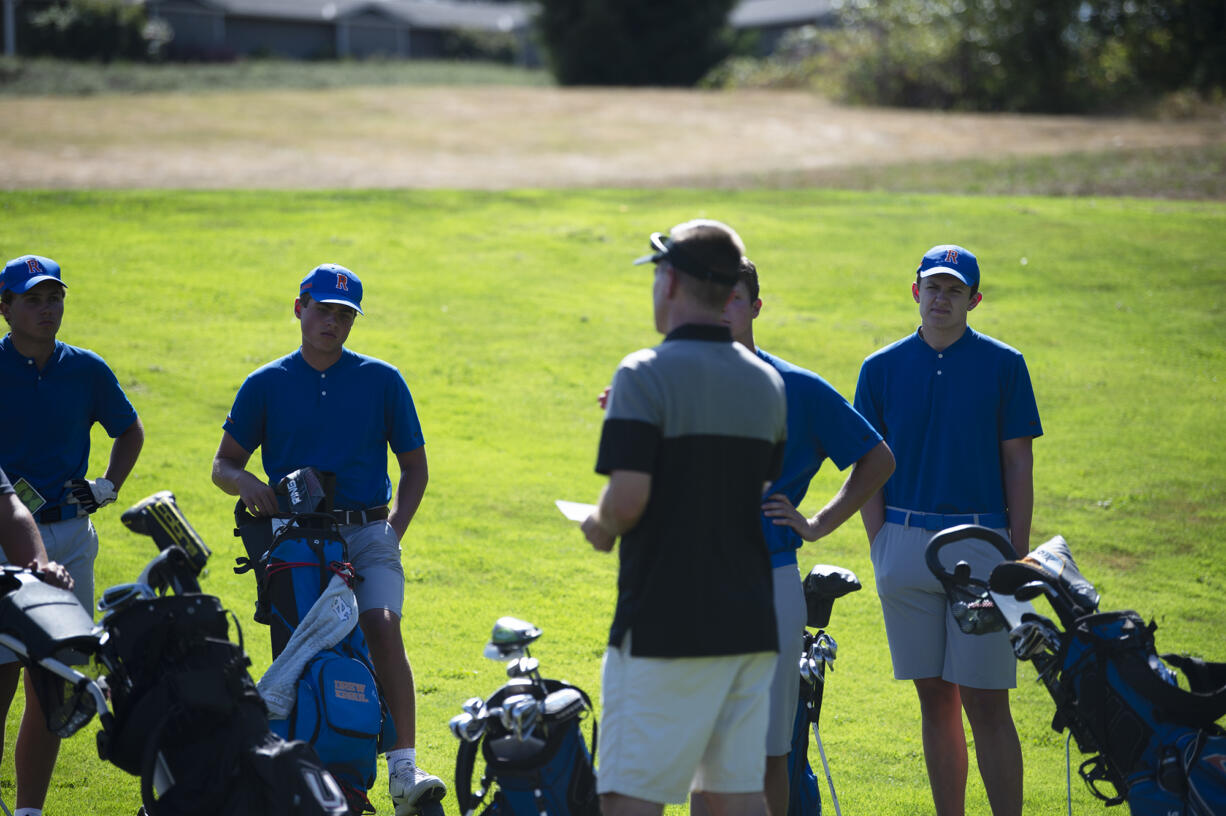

{"left": 449, "top": 711, "right": 487, "bottom": 743}
{"left": 498, "top": 693, "right": 540, "bottom": 741}
{"left": 483, "top": 616, "right": 542, "bottom": 661}
{"left": 543, "top": 687, "right": 587, "bottom": 722}
{"left": 505, "top": 656, "right": 540, "bottom": 680}
{"left": 461, "top": 696, "right": 487, "bottom": 719}
{"left": 1010, "top": 617, "right": 1061, "bottom": 661}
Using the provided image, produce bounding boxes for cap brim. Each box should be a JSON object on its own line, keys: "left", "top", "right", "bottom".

{"left": 11, "top": 275, "right": 66, "bottom": 294}
{"left": 314, "top": 296, "right": 364, "bottom": 315}
{"left": 918, "top": 266, "right": 970, "bottom": 286}
{"left": 632, "top": 232, "right": 670, "bottom": 266}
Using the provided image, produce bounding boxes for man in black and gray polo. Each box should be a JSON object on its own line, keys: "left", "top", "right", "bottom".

{"left": 582, "top": 219, "right": 787, "bottom": 816}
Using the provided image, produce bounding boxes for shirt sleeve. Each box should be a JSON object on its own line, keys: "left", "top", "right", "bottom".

{"left": 222, "top": 374, "right": 264, "bottom": 455}
{"left": 93, "top": 358, "right": 139, "bottom": 438}
{"left": 386, "top": 368, "right": 426, "bottom": 454}
{"left": 816, "top": 380, "right": 883, "bottom": 470}
{"left": 852, "top": 358, "right": 885, "bottom": 439}
{"left": 596, "top": 361, "right": 660, "bottom": 475}
{"left": 1000, "top": 353, "right": 1043, "bottom": 441}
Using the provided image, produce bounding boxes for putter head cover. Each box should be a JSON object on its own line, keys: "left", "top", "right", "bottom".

{"left": 989, "top": 535, "right": 1100, "bottom": 628}
{"left": 120, "top": 491, "right": 212, "bottom": 574}
{"left": 802, "top": 565, "right": 862, "bottom": 629}
{"left": 483, "top": 616, "right": 543, "bottom": 661}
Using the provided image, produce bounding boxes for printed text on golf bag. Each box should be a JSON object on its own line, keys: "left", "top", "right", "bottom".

{"left": 1057, "top": 610, "right": 1226, "bottom": 814}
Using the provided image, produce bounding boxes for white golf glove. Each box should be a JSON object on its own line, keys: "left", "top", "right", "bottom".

{"left": 64, "top": 477, "right": 117, "bottom": 514}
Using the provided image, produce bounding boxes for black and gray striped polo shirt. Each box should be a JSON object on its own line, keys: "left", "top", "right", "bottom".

{"left": 596, "top": 323, "right": 787, "bottom": 658}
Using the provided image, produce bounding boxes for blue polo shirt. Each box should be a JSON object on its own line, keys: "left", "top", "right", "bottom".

{"left": 758, "top": 349, "right": 882, "bottom": 567}
{"left": 223, "top": 348, "right": 424, "bottom": 511}
{"left": 0, "top": 336, "right": 139, "bottom": 513}
{"left": 854, "top": 327, "right": 1042, "bottom": 515}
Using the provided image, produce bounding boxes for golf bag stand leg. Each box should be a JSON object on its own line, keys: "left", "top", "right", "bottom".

{"left": 811, "top": 720, "right": 842, "bottom": 816}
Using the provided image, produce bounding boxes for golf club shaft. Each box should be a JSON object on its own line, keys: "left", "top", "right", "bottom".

{"left": 813, "top": 722, "right": 843, "bottom": 816}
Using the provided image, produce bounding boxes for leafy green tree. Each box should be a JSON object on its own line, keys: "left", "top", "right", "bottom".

{"left": 812, "top": 0, "right": 1224, "bottom": 112}
{"left": 536, "top": 0, "right": 738, "bottom": 86}
{"left": 22, "top": 0, "right": 157, "bottom": 61}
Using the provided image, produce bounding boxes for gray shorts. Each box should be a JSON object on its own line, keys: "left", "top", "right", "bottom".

{"left": 765, "top": 564, "right": 806, "bottom": 756}
{"left": 0, "top": 516, "right": 97, "bottom": 665}
{"left": 871, "top": 522, "right": 1016, "bottom": 689}
{"left": 341, "top": 520, "right": 405, "bottom": 615}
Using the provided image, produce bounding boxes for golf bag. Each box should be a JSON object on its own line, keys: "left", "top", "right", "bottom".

{"left": 0, "top": 489, "right": 349, "bottom": 816}
{"left": 234, "top": 477, "right": 394, "bottom": 815}
{"left": 98, "top": 583, "right": 346, "bottom": 816}
{"left": 788, "top": 564, "right": 862, "bottom": 816}
{"left": 451, "top": 617, "right": 599, "bottom": 816}
{"left": 932, "top": 525, "right": 1226, "bottom": 815}
{"left": 788, "top": 655, "right": 822, "bottom": 816}
{"left": 455, "top": 678, "right": 599, "bottom": 816}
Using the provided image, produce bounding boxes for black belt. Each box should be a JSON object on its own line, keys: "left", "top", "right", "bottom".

{"left": 35, "top": 505, "right": 78, "bottom": 524}
{"left": 330, "top": 507, "right": 389, "bottom": 526}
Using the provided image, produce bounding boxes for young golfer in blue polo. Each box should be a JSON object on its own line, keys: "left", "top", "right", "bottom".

{"left": 854, "top": 245, "right": 1042, "bottom": 816}
{"left": 212, "top": 264, "right": 445, "bottom": 815}
{"left": 0, "top": 254, "right": 145, "bottom": 816}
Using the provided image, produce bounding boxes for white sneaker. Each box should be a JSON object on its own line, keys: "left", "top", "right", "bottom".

{"left": 389, "top": 760, "right": 447, "bottom": 816}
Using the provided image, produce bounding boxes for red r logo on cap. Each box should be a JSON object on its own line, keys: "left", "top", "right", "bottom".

{"left": 25, "top": 258, "right": 41, "bottom": 275}
{"left": 336, "top": 274, "right": 349, "bottom": 291}
{"left": 944, "top": 249, "right": 959, "bottom": 264}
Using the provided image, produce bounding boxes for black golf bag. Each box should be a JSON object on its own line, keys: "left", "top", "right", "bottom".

{"left": 931, "top": 525, "right": 1226, "bottom": 814}
{"left": 233, "top": 468, "right": 395, "bottom": 815}
{"left": 0, "top": 490, "right": 349, "bottom": 816}
{"left": 451, "top": 618, "right": 599, "bottom": 816}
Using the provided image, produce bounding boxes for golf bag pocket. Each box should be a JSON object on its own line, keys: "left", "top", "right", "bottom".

{"left": 481, "top": 717, "right": 597, "bottom": 816}
{"left": 270, "top": 646, "right": 383, "bottom": 794}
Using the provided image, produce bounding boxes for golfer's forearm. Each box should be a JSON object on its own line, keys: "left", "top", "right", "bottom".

{"left": 105, "top": 418, "right": 145, "bottom": 492}
{"left": 816, "top": 442, "right": 895, "bottom": 532}
{"left": 1003, "top": 466, "right": 1033, "bottom": 557}
{"left": 595, "top": 474, "right": 650, "bottom": 536}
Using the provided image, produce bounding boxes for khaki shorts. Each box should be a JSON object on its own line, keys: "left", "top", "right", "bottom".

{"left": 341, "top": 520, "right": 405, "bottom": 615}
{"left": 871, "top": 522, "right": 1016, "bottom": 689}
{"left": 766, "top": 564, "right": 806, "bottom": 756}
{"left": 597, "top": 632, "right": 775, "bottom": 804}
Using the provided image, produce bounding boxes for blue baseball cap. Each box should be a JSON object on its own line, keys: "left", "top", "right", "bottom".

{"left": 917, "top": 245, "right": 979, "bottom": 289}
{"left": 299, "top": 263, "right": 363, "bottom": 314}
{"left": 1, "top": 255, "right": 67, "bottom": 295}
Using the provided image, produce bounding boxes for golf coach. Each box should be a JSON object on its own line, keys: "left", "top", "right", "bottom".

{"left": 581, "top": 219, "right": 787, "bottom": 816}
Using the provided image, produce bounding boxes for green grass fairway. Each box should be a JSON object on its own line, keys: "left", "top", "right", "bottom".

{"left": 1, "top": 189, "right": 1224, "bottom": 815}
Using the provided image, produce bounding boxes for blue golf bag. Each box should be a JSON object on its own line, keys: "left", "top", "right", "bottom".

{"left": 927, "top": 525, "right": 1226, "bottom": 815}
{"left": 235, "top": 489, "right": 395, "bottom": 816}
{"left": 450, "top": 617, "right": 599, "bottom": 816}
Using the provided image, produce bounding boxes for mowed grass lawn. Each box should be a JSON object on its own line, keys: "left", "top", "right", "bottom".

{"left": 1, "top": 189, "right": 1224, "bottom": 815}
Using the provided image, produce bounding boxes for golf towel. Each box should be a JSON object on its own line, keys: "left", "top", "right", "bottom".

{"left": 258, "top": 574, "right": 358, "bottom": 717}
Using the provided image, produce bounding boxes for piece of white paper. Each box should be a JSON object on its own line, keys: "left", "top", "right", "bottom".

{"left": 555, "top": 500, "right": 596, "bottom": 522}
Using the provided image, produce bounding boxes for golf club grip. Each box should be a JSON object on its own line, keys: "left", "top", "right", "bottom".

{"left": 924, "top": 524, "right": 1016, "bottom": 580}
